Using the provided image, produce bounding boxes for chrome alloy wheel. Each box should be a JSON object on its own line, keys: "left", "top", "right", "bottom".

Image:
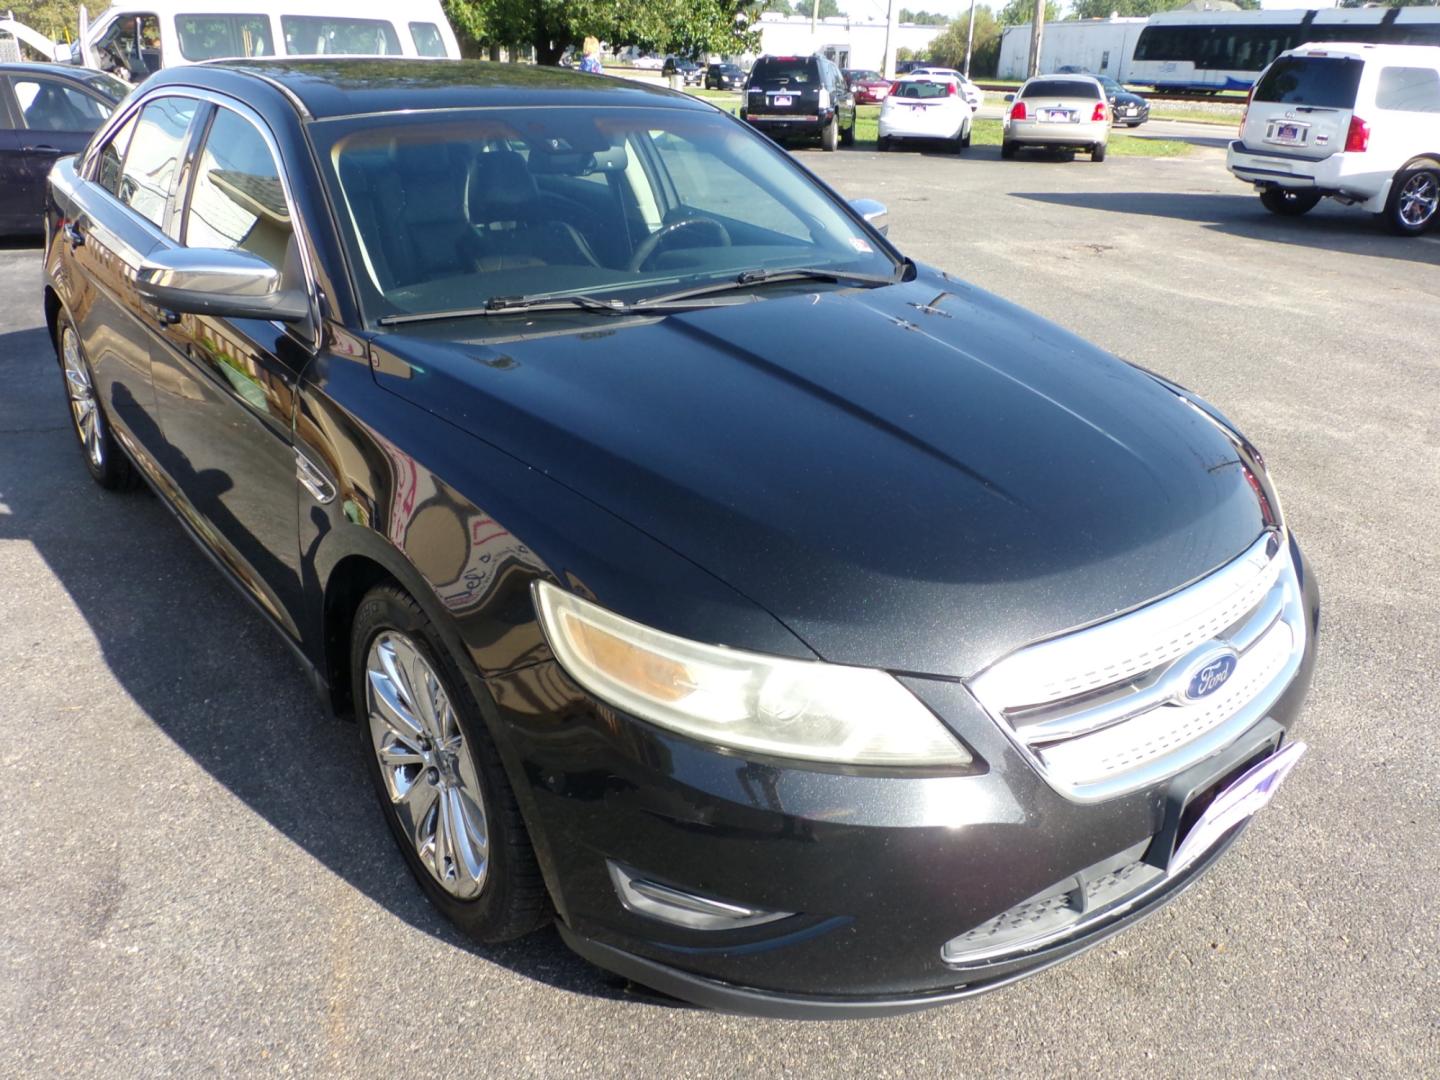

{"left": 1398, "top": 171, "right": 1439, "bottom": 228}
{"left": 365, "top": 631, "right": 489, "bottom": 899}
{"left": 62, "top": 327, "right": 103, "bottom": 469}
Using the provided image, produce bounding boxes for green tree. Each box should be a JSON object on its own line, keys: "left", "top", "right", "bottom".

{"left": 900, "top": 9, "right": 952, "bottom": 23}
{"left": 445, "top": 0, "right": 759, "bottom": 65}
{"left": 925, "top": 6, "right": 1004, "bottom": 77}
{"left": 792, "top": 0, "right": 844, "bottom": 18}
{"left": 998, "top": 0, "right": 1060, "bottom": 27}
{"left": 6, "top": 1, "right": 80, "bottom": 38}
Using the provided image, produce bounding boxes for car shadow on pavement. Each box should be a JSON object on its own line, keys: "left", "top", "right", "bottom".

{"left": 0, "top": 322, "right": 644, "bottom": 1009}
{"left": 1011, "top": 190, "right": 1440, "bottom": 265}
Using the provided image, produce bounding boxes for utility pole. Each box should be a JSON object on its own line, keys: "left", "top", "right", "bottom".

{"left": 963, "top": 0, "right": 976, "bottom": 78}
{"left": 882, "top": 0, "right": 898, "bottom": 79}
{"left": 1026, "top": 0, "right": 1046, "bottom": 78}
{"left": 811, "top": 0, "right": 819, "bottom": 36}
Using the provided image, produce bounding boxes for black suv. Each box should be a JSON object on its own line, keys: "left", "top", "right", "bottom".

{"left": 705, "top": 62, "right": 744, "bottom": 90}
{"left": 740, "top": 54, "right": 856, "bottom": 151}
{"left": 661, "top": 56, "right": 702, "bottom": 86}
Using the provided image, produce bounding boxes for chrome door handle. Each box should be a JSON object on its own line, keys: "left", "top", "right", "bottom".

{"left": 63, "top": 222, "right": 85, "bottom": 249}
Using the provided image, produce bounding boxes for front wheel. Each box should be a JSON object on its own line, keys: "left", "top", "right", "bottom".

{"left": 821, "top": 115, "right": 838, "bottom": 152}
{"left": 353, "top": 585, "right": 549, "bottom": 943}
{"left": 1384, "top": 164, "right": 1440, "bottom": 236}
{"left": 1260, "top": 186, "right": 1321, "bottom": 217}
{"left": 56, "top": 316, "right": 136, "bottom": 490}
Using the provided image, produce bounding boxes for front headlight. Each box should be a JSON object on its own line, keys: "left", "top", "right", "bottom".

{"left": 533, "top": 582, "right": 971, "bottom": 768}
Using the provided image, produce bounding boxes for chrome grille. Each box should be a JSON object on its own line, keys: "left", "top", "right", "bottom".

{"left": 970, "top": 532, "right": 1306, "bottom": 803}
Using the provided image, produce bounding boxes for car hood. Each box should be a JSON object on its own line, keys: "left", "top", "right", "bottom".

{"left": 368, "top": 269, "right": 1265, "bottom": 677}
{"left": 1114, "top": 90, "right": 1147, "bottom": 106}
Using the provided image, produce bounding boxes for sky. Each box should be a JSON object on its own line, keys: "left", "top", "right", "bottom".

{"left": 836, "top": 0, "right": 1338, "bottom": 20}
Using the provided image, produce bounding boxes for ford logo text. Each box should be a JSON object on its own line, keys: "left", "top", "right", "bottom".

{"left": 1185, "top": 652, "right": 1239, "bottom": 701}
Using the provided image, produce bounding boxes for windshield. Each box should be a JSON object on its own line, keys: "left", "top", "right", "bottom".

{"left": 313, "top": 106, "right": 896, "bottom": 324}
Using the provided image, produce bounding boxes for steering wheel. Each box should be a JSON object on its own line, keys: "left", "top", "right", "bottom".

{"left": 628, "top": 217, "right": 731, "bottom": 271}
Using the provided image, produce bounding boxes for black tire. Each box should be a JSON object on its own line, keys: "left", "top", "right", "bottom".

{"left": 55, "top": 313, "right": 137, "bottom": 491}
{"left": 1259, "top": 187, "right": 1321, "bottom": 217}
{"left": 1000, "top": 139, "right": 1017, "bottom": 160}
{"left": 877, "top": 135, "right": 892, "bottom": 152}
{"left": 961, "top": 121, "right": 972, "bottom": 149}
{"left": 1384, "top": 163, "right": 1440, "bottom": 236}
{"left": 841, "top": 116, "right": 856, "bottom": 147}
{"left": 821, "top": 115, "right": 838, "bottom": 152}
{"left": 352, "top": 584, "right": 550, "bottom": 943}
{"left": 1091, "top": 142, "right": 1107, "bottom": 163}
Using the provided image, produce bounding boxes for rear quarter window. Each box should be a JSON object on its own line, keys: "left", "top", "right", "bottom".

{"left": 1021, "top": 79, "right": 1101, "bottom": 100}
{"left": 1375, "top": 66, "right": 1440, "bottom": 113}
{"left": 1253, "top": 56, "right": 1363, "bottom": 108}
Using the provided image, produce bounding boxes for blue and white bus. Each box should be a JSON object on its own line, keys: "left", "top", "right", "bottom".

{"left": 1127, "top": 8, "right": 1440, "bottom": 92}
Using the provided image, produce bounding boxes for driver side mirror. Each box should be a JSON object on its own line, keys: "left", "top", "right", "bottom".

{"left": 136, "top": 248, "right": 309, "bottom": 323}
{"left": 1004, "top": 93, "right": 1015, "bottom": 103}
{"left": 849, "top": 198, "right": 888, "bottom": 236}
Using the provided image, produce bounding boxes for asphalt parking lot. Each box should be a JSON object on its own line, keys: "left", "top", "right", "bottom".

{"left": 2, "top": 142, "right": 1437, "bottom": 1077}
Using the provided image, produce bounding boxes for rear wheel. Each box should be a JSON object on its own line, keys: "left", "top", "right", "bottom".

{"left": 821, "top": 115, "right": 838, "bottom": 152}
{"left": 877, "top": 135, "right": 892, "bottom": 152}
{"left": 1000, "top": 139, "right": 1017, "bottom": 160}
{"left": 841, "top": 116, "right": 856, "bottom": 147}
{"left": 57, "top": 316, "right": 136, "bottom": 491}
{"left": 961, "top": 120, "right": 972, "bottom": 149}
{"left": 353, "top": 585, "right": 549, "bottom": 943}
{"left": 1384, "top": 164, "right": 1440, "bottom": 236}
{"left": 1259, "top": 186, "right": 1321, "bottom": 217}
{"left": 1091, "top": 142, "right": 1107, "bottom": 163}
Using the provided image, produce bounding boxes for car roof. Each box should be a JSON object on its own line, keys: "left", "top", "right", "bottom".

{"left": 140, "top": 58, "right": 710, "bottom": 120}
{"left": 1282, "top": 41, "right": 1440, "bottom": 65}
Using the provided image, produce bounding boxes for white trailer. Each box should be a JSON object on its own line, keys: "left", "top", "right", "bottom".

{"left": 1, "top": 0, "right": 460, "bottom": 80}
{"left": 997, "top": 18, "right": 1147, "bottom": 81}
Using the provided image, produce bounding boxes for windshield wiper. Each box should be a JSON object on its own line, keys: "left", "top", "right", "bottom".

{"left": 377, "top": 293, "right": 632, "bottom": 327}
{"left": 634, "top": 264, "right": 906, "bottom": 308}
{"left": 375, "top": 262, "right": 913, "bottom": 328}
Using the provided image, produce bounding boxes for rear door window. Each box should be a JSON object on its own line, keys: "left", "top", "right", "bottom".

{"left": 94, "top": 111, "right": 139, "bottom": 195}
{"left": 118, "top": 96, "right": 199, "bottom": 228}
{"left": 176, "top": 14, "right": 275, "bottom": 60}
{"left": 1022, "top": 80, "right": 1101, "bottom": 100}
{"left": 281, "top": 16, "right": 401, "bottom": 56}
{"left": 1252, "top": 57, "right": 1363, "bottom": 108}
{"left": 410, "top": 22, "right": 447, "bottom": 57}
{"left": 10, "top": 77, "right": 113, "bottom": 132}
{"left": 1375, "top": 66, "right": 1440, "bottom": 113}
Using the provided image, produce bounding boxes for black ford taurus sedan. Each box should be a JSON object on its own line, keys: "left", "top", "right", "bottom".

{"left": 43, "top": 59, "right": 1318, "bottom": 1018}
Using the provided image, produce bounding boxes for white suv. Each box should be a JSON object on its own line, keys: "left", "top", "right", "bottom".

{"left": 1227, "top": 43, "right": 1440, "bottom": 235}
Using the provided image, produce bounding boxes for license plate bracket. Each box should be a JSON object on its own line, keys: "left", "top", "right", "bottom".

{"left": 773, "top": 94, "right": 793, "bottom": 106}
{"left": 1042, "top": 108, "right": 1072, "bottom": 122}
{"left": 1269, "top": 121, "right": 1307, "bottom": 145}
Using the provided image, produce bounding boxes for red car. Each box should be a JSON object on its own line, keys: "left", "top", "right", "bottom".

{"left": 844, "top": 68, "right": 891, "bottom": 104}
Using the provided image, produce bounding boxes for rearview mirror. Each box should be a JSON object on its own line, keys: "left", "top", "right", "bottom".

{"left": 136, "top": 248, "right": 309, "bottom": 323}
{"left": 849, "top": 198, "right": 889, "bottom": 236}
{"left": 1004, "top": 93, "right": 1015, "bottom": 103}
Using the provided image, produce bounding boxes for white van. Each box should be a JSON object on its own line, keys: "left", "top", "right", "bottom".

{"left": 1227, "top": 42, "right": 1440, "bottom": 235}
{"left": 69, "top": 1, "right": 460, "bottom": 80}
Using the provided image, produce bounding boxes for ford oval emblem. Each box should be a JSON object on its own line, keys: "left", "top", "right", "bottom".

{"left": 1185, "top": 651, "right": 1239, "bottom": 701}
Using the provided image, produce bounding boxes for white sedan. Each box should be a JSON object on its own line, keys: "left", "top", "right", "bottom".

{"left": 909, "top": 67, "right": 981, "bottom": 111}
{"left": 878, "top": 76, "right": 973, "bottom": 153}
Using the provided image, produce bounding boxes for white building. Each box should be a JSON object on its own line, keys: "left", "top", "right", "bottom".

{"left": 997, "top": 17, "right": 1148, "bottom": 81}
{"left": 748, "top": 14, "right": 946, "bottom": 72}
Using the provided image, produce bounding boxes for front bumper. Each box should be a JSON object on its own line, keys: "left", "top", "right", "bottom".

{"left": 489, "top": 536, "right": 1319, "bottom": 1017}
